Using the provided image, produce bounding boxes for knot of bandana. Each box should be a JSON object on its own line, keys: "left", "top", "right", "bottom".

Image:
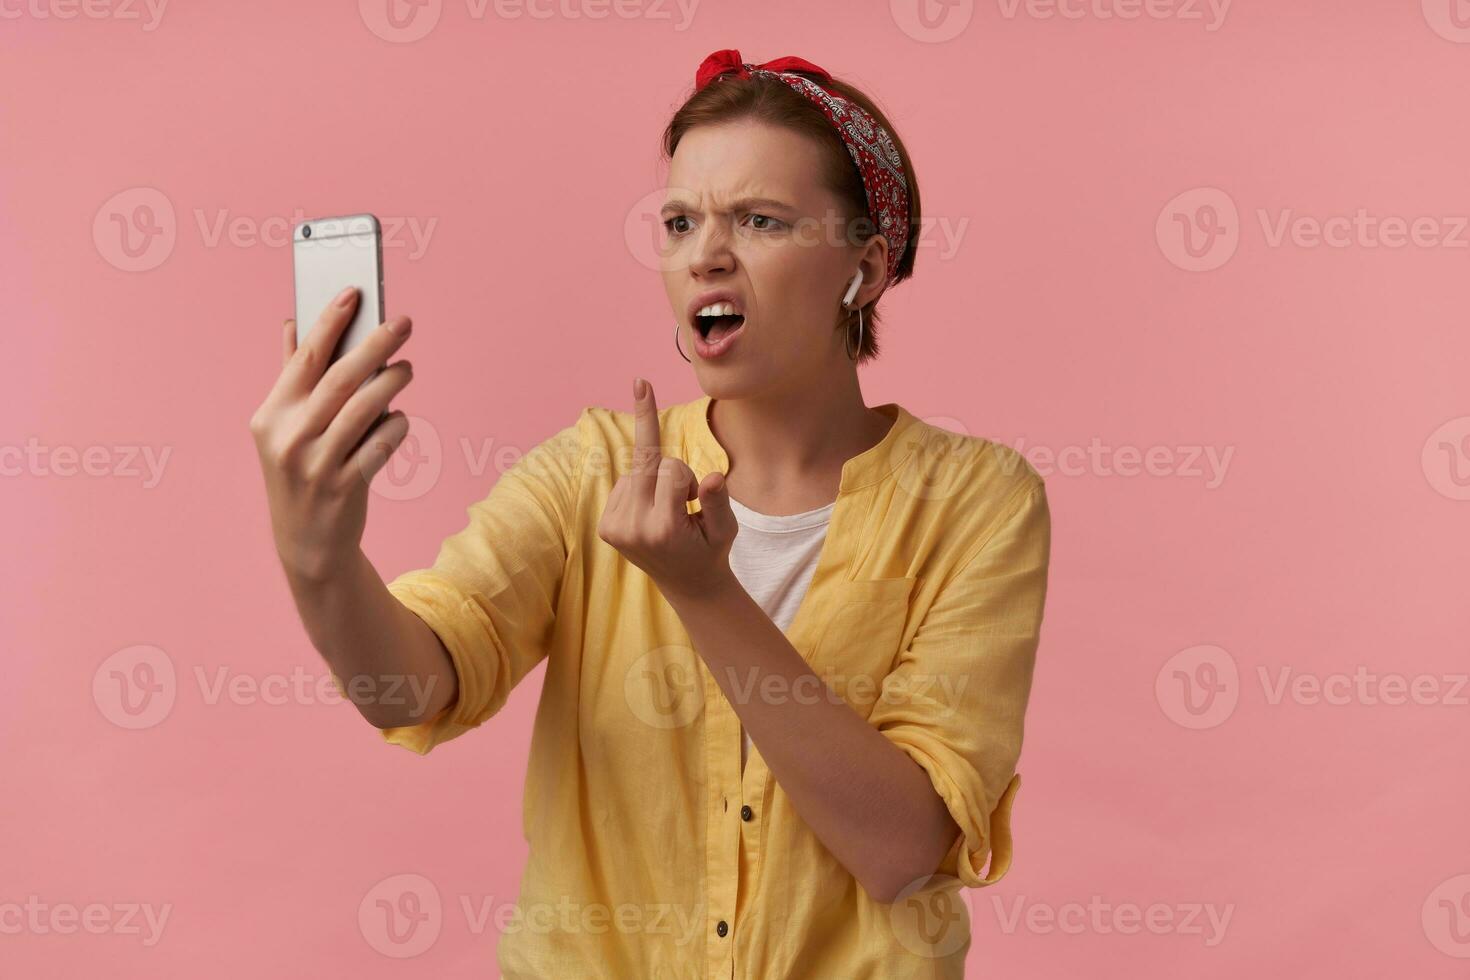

{"left": 693, "top": 48, "right": 912, "bottom": 289}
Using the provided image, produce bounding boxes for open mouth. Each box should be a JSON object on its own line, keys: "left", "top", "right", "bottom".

{"left": 695, "top": 313, "right": 746, "bottom": 343}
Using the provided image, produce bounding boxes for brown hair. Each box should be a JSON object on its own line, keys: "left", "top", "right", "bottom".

{"left": 660, "top": 68, "right": 921, "bottom": 365}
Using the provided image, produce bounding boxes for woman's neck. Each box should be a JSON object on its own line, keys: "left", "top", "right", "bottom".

{"left": 709, "top": 383, "right": 893, "bottom": 515}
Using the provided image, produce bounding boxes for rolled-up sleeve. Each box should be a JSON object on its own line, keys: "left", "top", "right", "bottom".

{"left": 379, "top": 413, "right": 587, "bottom": 755}
{"left": 868, "top": 478, "right": 1051, "bottom": 888}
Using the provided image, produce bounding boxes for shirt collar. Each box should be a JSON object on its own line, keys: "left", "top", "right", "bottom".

{"left": 687, "top": 393, "right": 921, "bottom": 494}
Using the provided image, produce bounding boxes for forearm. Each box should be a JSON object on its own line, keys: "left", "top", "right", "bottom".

{"left": 285, "top": 548, "right": 457, "bottom": 729}
{"left": 664, "top": 573, "right": 960, "bottom": 904}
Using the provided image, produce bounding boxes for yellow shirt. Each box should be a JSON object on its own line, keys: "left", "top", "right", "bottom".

{"left": 382, "top": 393, "right": 1050, "bottom": 979}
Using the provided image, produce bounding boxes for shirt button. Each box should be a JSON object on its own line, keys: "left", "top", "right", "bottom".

{"left": 740, "top": 805, "right": 753, "bottom": 822}
{"left": 716, "top": 920, "right": 729, "bottom": 937}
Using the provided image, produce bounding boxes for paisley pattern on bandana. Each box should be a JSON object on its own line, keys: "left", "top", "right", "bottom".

{"left": 694, "top": 49, "right": 912, "bottom": 288}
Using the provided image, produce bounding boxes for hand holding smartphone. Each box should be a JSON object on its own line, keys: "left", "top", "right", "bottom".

{"left": 249, "top": 211, "right": 414, "bottom": 585}
{"left": 250, "top": 219, "right": 452, "bottom": 731}
{"left": 293, "top": 213, "right": 385, "bottom": 376}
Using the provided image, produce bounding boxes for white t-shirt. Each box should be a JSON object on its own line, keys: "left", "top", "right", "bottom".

{"left": 725, "top": 495, "right": 836, "bottom": 774}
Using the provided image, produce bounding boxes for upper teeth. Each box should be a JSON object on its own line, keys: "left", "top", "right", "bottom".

{"left": 696, "top": 302, "right": 740, "bottom": 318}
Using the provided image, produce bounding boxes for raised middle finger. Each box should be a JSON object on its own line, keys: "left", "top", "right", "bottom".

{"left": 630, "top": 377, "right": 662, "bottom": 506}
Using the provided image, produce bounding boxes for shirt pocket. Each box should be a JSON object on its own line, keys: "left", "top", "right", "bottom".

{"left": 806, "top": 575, "right": 916, "bottom": 717}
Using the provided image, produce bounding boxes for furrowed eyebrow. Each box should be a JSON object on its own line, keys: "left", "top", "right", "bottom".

{"left": 659, "top": 197, "right": 799, "bottom": 219}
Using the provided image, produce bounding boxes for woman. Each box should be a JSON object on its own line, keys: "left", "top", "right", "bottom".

{"left": 251, "top": 49, "right": 1050, "bottom": 979}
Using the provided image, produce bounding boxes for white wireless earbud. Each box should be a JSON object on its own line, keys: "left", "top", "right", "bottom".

{"left": 842, "top": 270, "right": 863, "bottom": 308}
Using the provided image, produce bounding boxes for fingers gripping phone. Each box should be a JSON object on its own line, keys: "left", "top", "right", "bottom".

{"left": 292, "top": 213, "right": 385, "bottom": 373}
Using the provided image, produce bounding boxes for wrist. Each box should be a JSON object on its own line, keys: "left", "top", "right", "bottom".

{"left": 282, "top": 545, "right": 366, "bottom": 594}
{"left": 659, "top": 563, "right": 742, "bottom": 609}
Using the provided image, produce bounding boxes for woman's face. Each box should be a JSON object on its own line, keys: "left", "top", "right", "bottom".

{"left": 661, "top": 119, "right": 887, "bottom": 398}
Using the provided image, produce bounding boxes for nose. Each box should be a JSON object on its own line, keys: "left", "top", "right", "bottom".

{"left": 688, "top": 219, "right": 735, "bottom": 279}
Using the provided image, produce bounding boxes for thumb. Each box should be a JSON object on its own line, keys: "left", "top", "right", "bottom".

{"left": 697, "top": 471, "right": 738, "bottom": 542}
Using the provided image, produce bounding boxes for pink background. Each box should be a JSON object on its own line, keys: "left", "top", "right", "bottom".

{"left": 3, "top": 0, "right": 1467, "bottom": 976}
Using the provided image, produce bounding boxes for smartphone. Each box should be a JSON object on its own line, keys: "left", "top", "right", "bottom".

{"left": 292, "top": 213, "right": 385, "bottom": 367}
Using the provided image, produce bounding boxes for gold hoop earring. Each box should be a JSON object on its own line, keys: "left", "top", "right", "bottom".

{"left": 675, "top": 322, "right": 691, "bottom": 363}
{"left": 844, "top": 305, "right": 865, "bottom": 361}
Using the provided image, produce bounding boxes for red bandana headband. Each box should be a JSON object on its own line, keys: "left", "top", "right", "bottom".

{"left": 694, "top": 49, "right": 911, "bottom": 289}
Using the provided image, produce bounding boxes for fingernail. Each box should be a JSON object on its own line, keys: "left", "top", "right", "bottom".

{"left": 334, "top": 286, "right": 358, "bottom": 308}
{"left": 635, "top": 377, "right": 647, "bottom": 398}
{"left": 387, "top": 316, "right": 412, "bottom": 336}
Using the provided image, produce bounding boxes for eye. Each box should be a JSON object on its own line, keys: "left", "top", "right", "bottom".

{"left": 663, "top": 215, "right": 693, "bottom": 235}
{"left": 746, "top": 214, "right": 784, "bottom": 231}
